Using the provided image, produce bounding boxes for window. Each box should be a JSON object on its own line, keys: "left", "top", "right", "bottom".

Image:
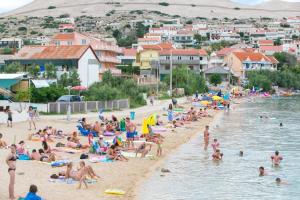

{"left": 200, "top": 57, "right": 203, "bottom": 60}
{"left": 55, "top": 41, "right": 60, "bottom": 46}
{"left": 165, "top": 65, "right": 170, "bottom": 70}
{"left": 166, "top": 56, "right": 170, "bottom": 60}
{"left": 88, "top": 59, "right": 98, "bottom": 65}
{"left": 190, "top": 56, "right": 194, "bottom": 60}
{"left": 81, "top": 39, "right": 87, "bottom": 45}
{"left": 189, "top": 66, "right": 194, "bottom": 70}
{"left": 67, "top": 41, "right": 72, "bottom": 45}
{"left": 178, "top": 56, "right": 182, "bottom": 60}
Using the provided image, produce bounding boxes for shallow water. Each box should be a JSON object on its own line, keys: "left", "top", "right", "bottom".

{"left": 139, "top": 96, "right": 300, "bottom": 200}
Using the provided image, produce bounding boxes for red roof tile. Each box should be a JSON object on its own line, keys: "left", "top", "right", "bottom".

{"left": 122, "top": 48, "right": 137, "bottom": 56}
{"left": 142, "top": 43, "right": 173, "bottom": 50}
{"left": 233, "top": 52, "right": 278, "bottom": 64}
{"left": 259, "top": 45, "right": 283, "bottom": 52}
{"left": 16, "top": 45, "right": 91, "bottom": 60}
{"left": 258, "top": 40, "right": 274, "bottom": 46}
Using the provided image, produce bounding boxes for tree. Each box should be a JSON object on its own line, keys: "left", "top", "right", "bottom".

{"left": 274, "top": 38, "right": 282, "bottom": 46}
{"left": 44, "top": 63, "right": 57, "bottom": 79}
{"left": 27, "top": 65, "right": 40, "bottom": 78}
{"left": 14, "top": 90, "right": 29, "bottom": 102}
{"left": 274, "top": 52, "right": 297, "bottom": 70}
{"left": 209, "top": 74, "right": 222, "bottom": 86}
{"left": 30, "top": 85, "right": 67, "bottom": 103}
{"left": 112, "top": 29, "right": 122, "bottom": 40}
{"left": 58, "top": 70, "right": 81, "bottom": 87}
{"left": 4, "top": 62, "right": 22, "bottom": 73}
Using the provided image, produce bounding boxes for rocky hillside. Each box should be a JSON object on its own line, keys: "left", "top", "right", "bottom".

{"left": 1, "top": 0, "right": 300, "bottom": 18}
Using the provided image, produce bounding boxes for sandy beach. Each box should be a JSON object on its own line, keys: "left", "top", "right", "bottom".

{"left": 0, "top": 97, "right": 219, "bottom": 200}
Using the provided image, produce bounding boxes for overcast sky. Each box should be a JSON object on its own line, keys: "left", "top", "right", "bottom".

{"left": 0, "top": 0, "right": 33, "bottom": 13}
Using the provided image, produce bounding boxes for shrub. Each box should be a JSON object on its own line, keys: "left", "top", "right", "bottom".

{"left": 158, "top": 2, "right": 169, "bottom": 6}
{"left": 18, "top": 27, "right": 27, "bottom": 31}
{"left": 48, "top": 6, "right": 56, "bottom": 9}
{"left": 2, "top": 48, "right": 13, "bottom": 54}
{"left": 209, "top": 74, "right": 222, "bottom": 86}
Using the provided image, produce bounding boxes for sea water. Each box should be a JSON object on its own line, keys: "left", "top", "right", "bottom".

{"left": 139, "top": 96, "right": 300, "bottom": 200}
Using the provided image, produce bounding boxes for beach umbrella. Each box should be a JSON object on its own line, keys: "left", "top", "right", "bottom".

{"left": 71, "top": 86, "right": 87, "bottom": 91}
{"left": 212, "top": 96, "right": 223, "bottom": 101}
{"left": 200, "top": 101, "right": 211, "bottom": 105}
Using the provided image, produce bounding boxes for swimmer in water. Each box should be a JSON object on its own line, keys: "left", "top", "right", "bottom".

{"left": 276, "top": 177, "right": 288, "bottom": 185}
{"left": 280, "top": 123, "right": 283, "bottom": 127}
{"left": 239, "top": 151, "right": 244, "bottom": 157}
{"left": 259, "top": 166, "right": 267, "bottom": 176}
{"left": 271, "top": 151, "right": 283, "bottom": 166}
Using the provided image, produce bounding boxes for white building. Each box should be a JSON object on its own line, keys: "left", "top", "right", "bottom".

{"left": 0, "top": 38, "right": 23, "bottom": 49}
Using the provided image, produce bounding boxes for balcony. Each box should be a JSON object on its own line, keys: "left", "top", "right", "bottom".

{"left": 94, "top": 45, "right": 122, "bottom": 53}
{"left": 159, "top": 59, "right": 200, "bottom": 65}
{"left": 98, "top": 56, "right": 121, "bottom": 64}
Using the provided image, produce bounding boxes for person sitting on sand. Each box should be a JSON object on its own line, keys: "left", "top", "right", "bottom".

{"left": 198, "top": 108, "right": 204, "bottom": 118}
{"left": 135, "top": 142, "right": 151, "bottom": 158}
{"left": 38, "top": 149, "right": 56, "bottom": 163}
{"left": 47, "top": 126, "right": 57, "bottom": 135}
{"left": 212, "top": 149, "right": 223, "bottom": 161}
{"left": 17, "top": 141, "right": 29, "bottom": 156}
{"left": 42, "top": 141, "right": 52, "bottom": 154}
{"left": 211, "top": 138, "right": 220, "bottom": 152}
{"left": 259, "top": 166, "right": 267, "bottom": 176}
{"left": 40, "top": 129, "right": 54, "bottom": 143}
{"left": 82, "top": 118, "right": 92, "bottom": 130}
{"left": 96, "top": 135, "right": 108, "bottom": 153}
{"left": 112, "top": 115, "right": 119, "bottom": 129}
{"left": 106, "top": 145, "right": 128, "bottom": 161}
{"left": 271, "top": 151, "right": 283, "bottom": 166}
{"left": 24, "top": 184, "right": 42, "bottom": 200}
{"left": 70, "top": 132, "right": 80, "bottom": 144}
{"left": 66, "top": 137, "right": 89, "bottom": 149}
{"left": 106, "top": 122, "right": 114, "bottom": 132}
{"left": 113, "top": 129, "right": 124, "bottom": 148}
{"left": 93, "top": 121, "right": 102, "bottom": 135}
{"left": 0, "top": 133, "right": 8, "bottom": 148}
{"left": 30, "top": 149, "right": 41, "bottom": 161}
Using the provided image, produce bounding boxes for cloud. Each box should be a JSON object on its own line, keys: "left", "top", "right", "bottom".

{"left": 0, "top": 0, "right": 33, "bottom": 12}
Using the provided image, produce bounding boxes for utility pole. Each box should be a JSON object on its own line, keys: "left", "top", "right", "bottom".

{"left": 169, "top": 49, "right": 173, "bottom": 97}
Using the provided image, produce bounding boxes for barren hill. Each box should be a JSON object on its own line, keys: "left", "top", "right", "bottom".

{"left": 2, "top": 0, "right": 300, "bottom": 18}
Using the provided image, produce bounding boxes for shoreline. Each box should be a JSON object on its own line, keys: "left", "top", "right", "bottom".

{"left": 0, "top": 98, "right": 226, "bottom": 200}
{"left": 131, "top": 110, "right": 224, "bottom": 200}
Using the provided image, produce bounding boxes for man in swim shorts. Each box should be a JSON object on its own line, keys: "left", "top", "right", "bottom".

{"left": 126, "top": 117, "right": 136, "bottom": 148}
{"left": 271, "top": 151, "right": 283, "bottom": 166}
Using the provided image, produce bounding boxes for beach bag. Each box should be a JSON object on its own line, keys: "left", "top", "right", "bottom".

{"left": 80, "top": 154, "right": 89, "bottom": 159}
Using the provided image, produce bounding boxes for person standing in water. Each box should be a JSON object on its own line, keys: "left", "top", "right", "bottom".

{"left": 6, "top": 144, "right": 17, "bottom": 200}
{"left": 271, "top": 151, "right": 283, "bottom": 166}
{"left": 203, "top": 125, "right": 210, "bottom": 150}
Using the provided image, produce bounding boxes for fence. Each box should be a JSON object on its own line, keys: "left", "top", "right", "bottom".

{"left": 47, "top": 99, "right": 130, "bottom": 114}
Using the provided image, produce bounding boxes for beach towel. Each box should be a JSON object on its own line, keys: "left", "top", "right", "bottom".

{"left": 151, "top": 126, "right": 167, "bottom": 133}
{"left": 89, "top": 156, "right": 112, "bottom": 163}
{"left": 104, "top": 131, "right": 115, "bottom": 136}
{"left": 18, "top": 154, "right": 30, "bottom": 160}
{"left": 51, "top": 160, "right": 70, "bottom": 167}
{"left": 121, "top": 151, "right": 154, "bottom": 159}
{"left": 49, "top": 178, "right": 97, "bottom": 184}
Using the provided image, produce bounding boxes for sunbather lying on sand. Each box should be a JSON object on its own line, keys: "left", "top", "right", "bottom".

{"left": 66, "top": 137, "right": 89, "bottom": 149}
{"left": 0, "top": 133, "right": 8, "bottom": 148}
{"left": 38, "top": 149, "right": 56, "bottom": 162}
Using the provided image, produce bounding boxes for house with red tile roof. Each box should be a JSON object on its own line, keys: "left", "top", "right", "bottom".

{"left": 50, "top": 32, "right": 122, "bottom": 75}
{"left": 158, "top": 49, "right": 208, "bottom": 78}
{"left": 117, "top": 48, "right": 137, "bottom": 66}
{"left": 259, "top": 45, "right": 283, "bottom": 55}
{"left": 226, "top": 51, "right": 278, "bottom": 79}
{"left": 258, "top": 40, "right": 274, "bottom": 46}
{"left": 6, "top": 45, "right": 101, "bottom": 87}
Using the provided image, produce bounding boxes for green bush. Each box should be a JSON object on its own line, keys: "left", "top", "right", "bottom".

{"left": 2, "top": 48, "right": 13, "bottom": 54}
{"left": 30, "top": 85, "right": 67, "bottom": 103}
{"left": 159, "top": 2, "right": 170, "bottom": 6}
{"left": 18, "top": 27, "right": 27, "bottom": 31}
{"left": 209, "top": 74, "right": 222, "bottom": 86}
{"left": 48, "top": 6, "right": 56, "bottom": 9}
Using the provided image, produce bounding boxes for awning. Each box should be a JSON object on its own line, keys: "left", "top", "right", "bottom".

{"left": 31, "top": 80, "right": 50, "bottom": 88}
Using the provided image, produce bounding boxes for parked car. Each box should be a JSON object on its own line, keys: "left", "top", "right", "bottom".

{"left": 56, "top": 95, "right": 82, "bottom": 102}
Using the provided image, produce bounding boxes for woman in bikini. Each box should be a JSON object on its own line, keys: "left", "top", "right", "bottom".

{"left": 27, "top": 106, "right": 36, "bottom": 130}
{"left": 6, "top": 144, "right": 17, "bottom": 200}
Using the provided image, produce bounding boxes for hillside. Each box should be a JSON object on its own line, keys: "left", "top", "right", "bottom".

{"left": 2, "top": 0, "right": 300, "bottom": 18}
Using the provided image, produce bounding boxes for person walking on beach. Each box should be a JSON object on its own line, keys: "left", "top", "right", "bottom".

{"left": 204, "top": 125, "right": 210, "bottom": 150}
{"left": 6, "top": 107, "right": 13, "bottom": 128}
{"left": 28, "top": 106, "right": 36, "bottom": 130}
{"left": 6, "top": 144, "right": 17, "bottom": 200}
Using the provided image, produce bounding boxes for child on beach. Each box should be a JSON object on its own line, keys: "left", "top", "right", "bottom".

{"left": 271, "top": 151, "right": 283, "bottom": 166}
{"left": 212, "top": 149, "right": 223, "bottom": 161}
{"left": 0, "top": 133, "right": 8, "bottom": 148}
{"left": 156, "top": 138, "right": 163, "bottom": 157}
{"left": 211, "top": 138, "right": 220, "bottom": 152}
{"left": 6, "top": 108, "right": 13, "bottom": 127}
{"left": 27, "top": 106, "right": 36, "bottom": 130}
{"left": 24, "top": 184, "right": 42, "bottom": 200}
